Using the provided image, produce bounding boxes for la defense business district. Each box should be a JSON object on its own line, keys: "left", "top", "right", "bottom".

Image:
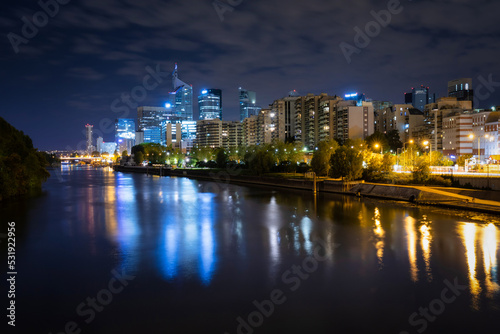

{"left": 79, "top": 68, "right": 499, "bottom": 176}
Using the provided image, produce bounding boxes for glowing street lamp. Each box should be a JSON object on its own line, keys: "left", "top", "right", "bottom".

{"left": 374, "top": 143, "right": 382, "bottom": 154}
{"left": 403, "top": 139, "right": 414, "bottom": 170}
{"left": 422, "top": 140, "right": 431, "bottom": 165}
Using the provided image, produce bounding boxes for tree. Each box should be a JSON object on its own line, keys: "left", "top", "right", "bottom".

{"left": 381, "top": 153, "right": 395, "bottom": 172}
{"left": 386, "top": 130, "right": 403, "bottom": 152}
{"left": 216, "top": 148, "right": 227, "bottom": 168}
{"left": 412, "top": 155, "right": 430, "bottom": 183}
{"left": 91, "top": 151, "right": 100, "bottom": 157}
{"left": 134, "top": 151, "right": 144, "bottom": 165}
{"left": 122, "top": 150, "right": 128, "bottom": 158}
{"left": 131, "top": 145, "right": 145, "bottom": 156}
{"left": 191, "top": 146, "right": 215, "bottom": 162}
{"left": 365, "top": 153, "right": 383, "bottom": 180}
{"left": 430, "top": 151, "right": 453, "bottom": 166}
{"left": 456, "top": 154, "right": 472, "bottom": 167}
{"left": 329, "top": 146, "right": 363, "bottom": 181}
{"left": 245, "top": 148, "right": 274, "bottom": 175}
{"left": 311, "top": 140, "right": 339, "bottom": 176}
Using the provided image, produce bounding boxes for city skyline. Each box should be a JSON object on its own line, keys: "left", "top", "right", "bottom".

{"left": 2, "top": 0, "right": 500, "bottom": 150}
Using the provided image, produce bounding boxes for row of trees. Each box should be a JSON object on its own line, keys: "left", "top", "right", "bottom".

{"left": 310, "top": 134, "right": 453, "bottom": 183}
{"left": 130, "top": 143, "right": 184, "bottom": 165}
{"left": 126, "top": 130, "right": 458, "bottom": 184}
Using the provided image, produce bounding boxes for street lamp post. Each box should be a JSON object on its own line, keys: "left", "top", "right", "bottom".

{"left": 403, "top": 139, "right": 414, "bottom": 171}
{"left": 469, "top": 134, "right": 490, "bottom": 165}
{"left": 423, "top": 140, "right": 431, "bottom": 166}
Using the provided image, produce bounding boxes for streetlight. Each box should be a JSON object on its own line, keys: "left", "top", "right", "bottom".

{"left": 423, "top": 140, "right": 431, "bottom": 165}
{"left": 469, "top": 133, "right": 491, "bottom": 166}
{"left": 374, "top": 143, "right": 382, "bottom": 154}
{"left": 403, "top": 139, "right": 414, "bottom": 171}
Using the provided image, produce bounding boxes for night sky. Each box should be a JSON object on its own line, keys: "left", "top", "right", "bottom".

{"left": 2, "top": 0, "right": 500, "bottom": 150}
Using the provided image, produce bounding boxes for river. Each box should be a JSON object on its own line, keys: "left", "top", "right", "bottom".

{"left": 1, "top": 165, "right": 499, "bottom": 333}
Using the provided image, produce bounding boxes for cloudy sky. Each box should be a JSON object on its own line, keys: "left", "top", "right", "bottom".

{"left": 1, "top": 0, "right": 500, "bottom": 150}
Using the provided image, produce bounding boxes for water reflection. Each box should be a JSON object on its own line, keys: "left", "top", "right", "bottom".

{"left": 73, "top": 169, "right": 500, "bottom": 310}
{"left": 405, "top": 216, "right": 419, "bottom": 282}
{"left": 461, "top": 223, "right": 481, "bottom": 309}
{"left": 114, "top": 174, "right": 140, "bottom": 271}
{"left": 483, "top": 224, "right": 499, "bottom": 299}
{"left": 419, "top": 216, "right": 433, "bottom": 282}
{"left": 372, "top": 207, "right": 385, "bottom": 269}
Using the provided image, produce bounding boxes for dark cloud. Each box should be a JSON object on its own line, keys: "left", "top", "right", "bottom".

{"left": 1, "top": 0, "right": 499, "bottom": 150}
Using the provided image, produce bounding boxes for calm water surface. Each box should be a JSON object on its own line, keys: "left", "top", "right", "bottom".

{"left": 2, "top": 166, "right": 500, "bottom": 333}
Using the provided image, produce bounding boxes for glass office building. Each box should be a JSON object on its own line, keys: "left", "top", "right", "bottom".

{"left": 198, "top": 89, "right": 222, "bottom": 120}
{"left": 172, "top": 64, "right": 193, "bottom": 120}
{"left": 115, "top": 118, "right": 136, "bottom": 154}
{"left": 239, "top": 88, "right": 261, "bottom": 121}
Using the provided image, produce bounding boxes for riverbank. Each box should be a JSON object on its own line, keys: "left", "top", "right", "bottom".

{"left": 113, "top": 166, "right": 500, "bottom": 215}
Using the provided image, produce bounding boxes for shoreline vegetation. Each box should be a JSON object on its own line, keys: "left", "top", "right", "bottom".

{"left": 0, "top": 117, "right": 50, "bottom": 201}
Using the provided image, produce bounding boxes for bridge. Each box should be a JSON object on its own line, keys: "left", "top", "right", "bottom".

{"left": 60, "top": 157, "right": 104, "bottom": 162}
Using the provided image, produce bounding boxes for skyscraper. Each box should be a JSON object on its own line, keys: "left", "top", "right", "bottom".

{"left": 115, "top": 118, "right": 135, "bottom": 154}
{"left": 171, "top": 63, "right": 193, "bottom": 120}
{"left": 344, "top": 92, "right": 366, "bottom": 106}
{"left": 85, "top": 124, "right": 94, "bottom": 154}
{"left": 404, "top": 85, "right": 436, "bottom": 111}
{"left": 448, "top": 78, "right": 473, "bottom": 106}
{"left": 198, "top": 89, "right": 222, "bottom": 120}
{"left": 239, "top": 88, "right": 261, "bottom": 121}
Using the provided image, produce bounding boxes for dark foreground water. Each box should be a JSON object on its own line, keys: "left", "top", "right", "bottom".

{"left": 1, "top": 166, "right": 500, "bottom": 334}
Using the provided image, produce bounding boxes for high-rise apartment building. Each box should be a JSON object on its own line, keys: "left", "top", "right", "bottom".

{"left": 195, "top": 119, "right": 241, "bottom": 148}
{"left": 329, "top": 101, "right": 375, "bottom": 144}
{"left": 378, "top": 104, "right": 424, "bottom": 143}
{"left": 294, "top": 93, "right": 338, "bottom": 149}
{"left": 270, "top": 91, "right": 301, "bottom": 142}
{"left": 239, "top": 88, "right": 261, "bottom": 121}
{"left": 242, "top": 115, "right": 258, "bottom": 147}
{"left": 222, "top": 121, "right": 243, "bottom": 149}
{"left": 198, "top": 89, "right": 222, "bottom": 120}
{"left": 372, "top": 101, "right": 394, "bottom": 133}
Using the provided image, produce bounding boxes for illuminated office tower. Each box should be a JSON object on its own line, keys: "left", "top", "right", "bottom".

{"left": 239, "top": 88, "right": 261, "bottom": 121}
{"left": 198, "top": 89, "right": 222, "bottom": 120}
{"left": 115, "top": 118, "right": 135, "bottom": 154}
{"left": 171, "top": 63, "right": 193, "bottom": 120}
